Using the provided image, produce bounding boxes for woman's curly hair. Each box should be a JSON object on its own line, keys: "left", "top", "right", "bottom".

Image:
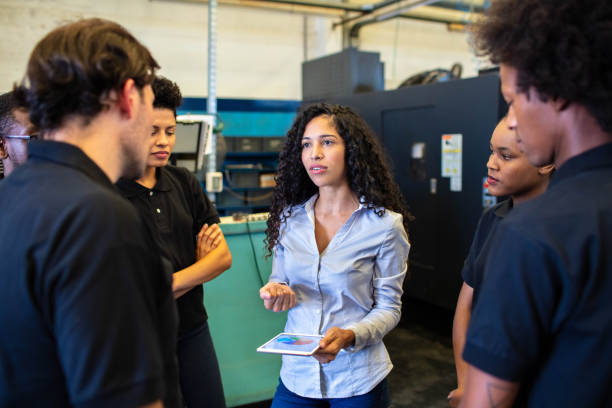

{"left": 265, "top": 103, "right": 412, "bottom": 255}
{"left": 152, "top": 76, "right": 183, "bottom": 116}
{"left": 471, "top": 0, "right": 612, "bottom": 132}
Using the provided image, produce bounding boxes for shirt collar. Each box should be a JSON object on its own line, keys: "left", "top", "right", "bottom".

{"left": 550, "top": 142, "right": 612, "bottom": 188}
{"left": 28, "top": 140, "right": 113, "bottom": 189}
{"left": 154, "top": 167, "right": 173, "bottom": 192}
{"left": 116, "top": 167, "right": 173, "bottom": 198}
{"left": 302, "top": 193, "right": 367, "bottom": 223}
{"left": 494, "top": 198, "right": 513, "bottom": 218}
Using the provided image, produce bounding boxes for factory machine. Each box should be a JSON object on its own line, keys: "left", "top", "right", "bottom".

{"left": 329, "top": 74, "right": 506, "bottom": 311}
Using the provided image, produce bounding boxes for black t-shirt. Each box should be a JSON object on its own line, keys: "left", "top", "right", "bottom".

{"left": 461, "top": 199, "right": 512, "bottom": 308}
{"left": 117, "top": 165, "right": 220, "bottom": 337}
{"left": 0, "top": 141, "right": 181, "bottom": 408}
{"left": 463, "top": 143, "right": 612, "bottom": 407}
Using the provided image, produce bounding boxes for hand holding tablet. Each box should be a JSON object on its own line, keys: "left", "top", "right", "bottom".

{"left": 257, "top": 333, "right": 323, "bottom": 356}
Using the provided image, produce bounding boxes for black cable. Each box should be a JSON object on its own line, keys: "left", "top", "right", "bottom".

{"left": 245, "top": 216, "right": 265, "bottom": 287}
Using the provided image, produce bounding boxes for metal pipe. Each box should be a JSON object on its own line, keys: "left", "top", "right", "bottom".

{"left": 431, "top": 0, "right": 485, "bottom": 13}
{"left": 207, "top": 0, "right": 218, "bottom": 199}
{"left": 246, "top": 0, "right": 364, "bottom": 12}
{"left": 369, "top": 0, "right": 402, "bottom": 11}
{"left": 156, "top": 0, "right": 484, "bottom": 27}
{"left": 332, "top": 0, "right": 402, "bottom": 29}
{"left": 303, "top": 14, "right": 308, "bottom": 61}
{"left": 349, "top": 0, "right": 441, "bottom": 42}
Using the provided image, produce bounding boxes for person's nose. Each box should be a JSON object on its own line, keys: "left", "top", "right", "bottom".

{"left": 311, "top": 143, "right": 323, "bottom": 160}
{"left": 155, "top": 132, "right": 169, "bottom": 147}
{"left": 487, "top": 152, "right": 498, "bottom": 171}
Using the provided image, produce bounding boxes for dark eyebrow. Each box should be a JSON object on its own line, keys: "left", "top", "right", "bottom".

{"left": 302, "top": 134, "right": 338, "bottom": 142}
{"left": 491, "top": 144, "right": 511, "bottom": 152}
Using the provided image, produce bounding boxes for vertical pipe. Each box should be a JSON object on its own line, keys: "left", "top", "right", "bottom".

{"left": 207, "top": 0, "right": 217, "bottom": 200}
{"left": 303, "top": 14, "right": 308, "bottom": 61}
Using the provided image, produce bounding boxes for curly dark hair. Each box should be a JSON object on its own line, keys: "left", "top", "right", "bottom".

{"left": 14, "top": 18, "right": 159, "bottom": 133}
{"left": 265, "top": 103, "right": 411, "bottom": 255}
{"left": 472, "top": 0, "right": 612, "bottom": 132}
{"left": 152, "top": 76, "right": 183, "bottom": 116}
{"left": 0, "top": 91, "right": 17, "bottom": 137}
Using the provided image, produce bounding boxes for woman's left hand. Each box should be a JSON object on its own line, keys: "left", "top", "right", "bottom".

{"left": 313, "top": 327, "right": 355, "bottom": 364}
{"left": 196, "top": 224, "right": 223, "bottom": 260}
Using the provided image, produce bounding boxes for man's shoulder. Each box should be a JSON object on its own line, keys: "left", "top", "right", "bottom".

{"left": 507, "top": 172, "right": 611, "bottom": 230}
{"left": 496, "top": 176, "right": 612, "bottom": 263}
{"left": 29, "top": 165, "right": 141, "bottom": 234}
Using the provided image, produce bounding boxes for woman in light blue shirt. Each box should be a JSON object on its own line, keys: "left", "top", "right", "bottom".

{"left": 260, "top": 103, "right": 411, "bottom": 407}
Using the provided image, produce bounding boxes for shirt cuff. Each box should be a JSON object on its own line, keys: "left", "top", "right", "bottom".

{"left": 462, "top": 341, "right": 525, "bottom": 382}
{"left": 343, "top": 323, "right": 364, "bottom": 352}
{"left": 269, "top": 280, "right": 288, "bottom": 286}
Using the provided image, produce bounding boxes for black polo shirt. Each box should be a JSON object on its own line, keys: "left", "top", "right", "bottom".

{"left": 0, "top": 141, "right": 181, "bottom": 408}
{"left": 117, "top": 165, "right": 220, "bottom": 337}
{"left": 463, "top": 142, "right": 612, "bottom": 407}
{"left": 462, "top": 198, "right": 512, "bottom": 308}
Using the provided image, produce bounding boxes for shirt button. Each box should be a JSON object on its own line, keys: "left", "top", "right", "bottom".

{"left": 149, "top": 191, "right": 153, "bottom": 196}
{"left": 156, "top": 208, "right": 161, "bottom": 214}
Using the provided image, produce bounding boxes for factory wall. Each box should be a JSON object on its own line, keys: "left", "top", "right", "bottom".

{"left": 0, "top": 0, "right": 479, "bottom": 99}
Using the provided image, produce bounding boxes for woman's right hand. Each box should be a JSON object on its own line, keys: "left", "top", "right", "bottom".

{"left": 447, "top": 387, "right": 463, "bottom": 407}
{"left": 259, "top": 282, "right": 296, "bottom": 312}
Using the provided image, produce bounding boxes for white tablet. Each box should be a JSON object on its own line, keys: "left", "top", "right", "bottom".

{"left": 257, "top": 333, "right": 323, "bottom": 356}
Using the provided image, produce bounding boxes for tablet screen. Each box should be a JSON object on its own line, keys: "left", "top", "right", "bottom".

{"left": 257, "top": 333, "right": 323, "bottom": 356}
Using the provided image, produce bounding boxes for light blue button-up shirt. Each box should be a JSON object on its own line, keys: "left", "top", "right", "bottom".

{"left": 270, "top": 194, "right": 411, "bottom": 398}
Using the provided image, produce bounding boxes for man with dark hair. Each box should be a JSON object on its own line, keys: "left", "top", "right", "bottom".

{"left": 0, "top": 19, "right": 180, "bottom": 408}
{"left": 459, "top": 1, "right": 612, "bottom": 407}
{"left": 117, "top": 76, "right": 231, "bottom": 408}
{"left": 0, "top": 91, "right": 33, "bottom": 177}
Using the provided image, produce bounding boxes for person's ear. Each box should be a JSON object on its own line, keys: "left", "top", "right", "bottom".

{"left": 538, "top": 163, "right": 555, "bottom": 176}
{"left": 553, "top": 98, "right": 570, "bottom": 112}
{"left": 0, "top": 138, "right": 8, "bottom": 160}
{"left": 116, "top": 78, "right": 138, "bottom": 119}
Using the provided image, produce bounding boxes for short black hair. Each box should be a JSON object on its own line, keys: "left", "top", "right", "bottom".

{"left": 14, "top": 18, "right": 159, "bottom": 133}
{"left": 472, "top": 0, "right": 612, "bottom": 132}
{"left": 0, "top": 91, "right": 17, "bottom": 138}
{"left": 152, "top": 76, "right": 182, "bottom": 116}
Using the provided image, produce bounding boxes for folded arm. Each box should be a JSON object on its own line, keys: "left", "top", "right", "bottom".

{"left": 172, "top": 224, "right": 232, "bottom": 298}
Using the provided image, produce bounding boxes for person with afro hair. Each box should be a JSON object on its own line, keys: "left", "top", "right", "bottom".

{"left": 459, "top": 1, "right": 612, "bottom": 407}
{"left": 117, "top": 76, "right": 231, "bottom": 408}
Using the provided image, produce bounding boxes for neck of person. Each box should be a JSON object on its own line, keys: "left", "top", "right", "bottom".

{"left": 512, "top": 179, "right": 549, "bottom": 206}
{"left": 315, "top": 182, "right": 360, "bottom": 216}
{"left": 555, "top": 105, "right": 612, "bottom": 168}
{"left": 45, "top": 113, "right": 125, "bottom": 183}
{"left": 136, "top": 166, "right": 157, "bottom": 189}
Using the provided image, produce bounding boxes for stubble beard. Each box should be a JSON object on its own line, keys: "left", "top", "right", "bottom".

{"left": 118, "top": 120, "right": 150, "bottom": 180}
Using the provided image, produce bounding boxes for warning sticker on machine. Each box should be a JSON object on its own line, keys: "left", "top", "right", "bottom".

{"left": 441, "top": 133, "right": 462, "bottom": 178}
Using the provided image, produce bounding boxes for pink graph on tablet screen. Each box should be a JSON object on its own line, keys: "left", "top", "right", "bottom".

{"left": 277, "top": 336, "right": 314, "bottom": 346}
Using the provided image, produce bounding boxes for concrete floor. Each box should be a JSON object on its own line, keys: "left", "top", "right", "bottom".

{"left": 386, "top": 324, "right": 456, "bottom": 408}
